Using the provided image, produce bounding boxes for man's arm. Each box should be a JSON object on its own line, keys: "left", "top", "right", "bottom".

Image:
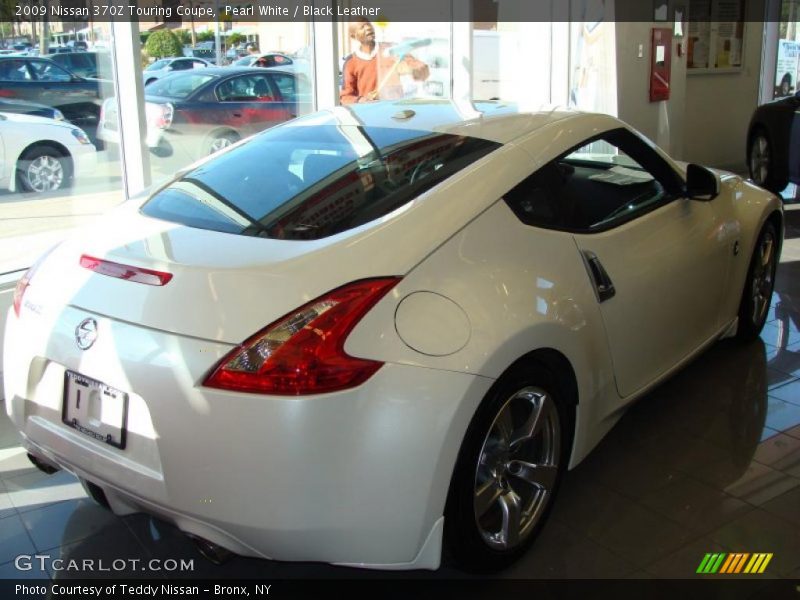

{"left": 340, "top": 58, "right": 361, "bottom": 104}
{"left": 397, "top": 54, "right": 430, "bottom": 81}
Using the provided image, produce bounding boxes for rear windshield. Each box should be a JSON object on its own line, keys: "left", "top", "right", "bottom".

{"left": 141, "top": 124, "right": 501, "bottom": 240}
{"left": 146, "top": 73, "right": 215, "bottom": 98}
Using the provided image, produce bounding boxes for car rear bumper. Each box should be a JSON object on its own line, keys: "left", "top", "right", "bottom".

{"left": 3, "top": 304, "right": 493, "bottom": 569}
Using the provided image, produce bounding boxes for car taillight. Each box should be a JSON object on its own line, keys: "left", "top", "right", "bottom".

{"left": 153, "top": 103, "right": 174, "bottom": 129}
{"left": 13, "top": 245, "right": 59, "bottom": 317}
{"left": 204, "top": 277, "right": 401, "bottom": 396}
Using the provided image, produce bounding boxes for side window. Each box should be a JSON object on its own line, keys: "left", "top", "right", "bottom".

{"left": 216, "top": 75, "right": 273, "bottom": 102}
{"left": 29, "top": 60, "right": 72, "bottom": 82}
{"left": 192, "top": 60, "right": 208, "bottom": 69}
{"left": 172, "top": 60, "right": 192, "bottom": 71}
{"left": 505, "top": 128, "right": 684, "bottom": 232}
{"left": 269, "top": 73, "right": 296, "bottom": 102}
{"left": 0, "top": 59, "right": 31, "bottom": 81}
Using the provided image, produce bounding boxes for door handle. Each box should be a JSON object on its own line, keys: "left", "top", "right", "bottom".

{"left": 580, "top": 250, "right": 616, "bottom": 303}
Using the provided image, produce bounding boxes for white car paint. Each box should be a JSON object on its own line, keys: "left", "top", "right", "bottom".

{"left": 3, "top": 102, "right": 782, "bottom": 570}
{"left": 142, "top": 57, "right": 211, "bottom": 86}
{"left": 0, "top": 111, "right": 96, "bottom": 192}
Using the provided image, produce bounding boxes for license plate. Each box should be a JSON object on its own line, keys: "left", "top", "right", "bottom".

{"left": 62, "top": 371, "right": 128, "bottom": 449}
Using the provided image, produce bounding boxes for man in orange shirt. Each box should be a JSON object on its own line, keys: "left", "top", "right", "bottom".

{"left": 340, "top": 19, "right": 430, "bottom": 104}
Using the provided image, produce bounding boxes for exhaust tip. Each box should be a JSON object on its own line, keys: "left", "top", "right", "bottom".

{"left": 27, "top": 453, "right": 59, "bottom": 475}
{"left": 188, "top": 535, "right": 235, "bottom": 565}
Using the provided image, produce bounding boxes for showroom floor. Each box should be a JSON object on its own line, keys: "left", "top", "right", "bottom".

{"left": 0, "top": 206, "right": 799, "bottom": 583}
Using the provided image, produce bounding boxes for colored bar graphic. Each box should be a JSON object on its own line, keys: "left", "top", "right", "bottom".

{"left": 698, "top": 552, "right": 773, "bottom": 575}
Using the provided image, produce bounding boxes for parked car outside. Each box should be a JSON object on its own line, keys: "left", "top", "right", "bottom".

{"left": 49, "top": 52, "right": 111, "bottom": 80}
{"left": 0, "top": 56, "right": 109, "bottom": 139}
{"left": 0, "top": 98, "right": 64, "bottom": 121}
{"left": 0, "top": 110, "right": 96, "bottom": 192}
{"left": 7, "top": 101, "right": 783, "bottom": 572}
{"left": 143, "top": 56, "right": 212, "bottom": 86}
{"left": 99, "top": 67, "right": 311, "bottom": 163}
{"left": 747, "top": 90, "right": 800, "bottom": 194}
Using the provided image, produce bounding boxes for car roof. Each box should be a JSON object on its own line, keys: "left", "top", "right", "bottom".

{"left": 285, "top": 100, "right": 612, "bottom": 145}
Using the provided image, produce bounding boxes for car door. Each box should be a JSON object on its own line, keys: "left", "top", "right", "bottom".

{"left": 0, "top": 59, "right": 35, "bottom": 102}
{"left": 511, "top": 128, "right": 732, "bottom": 398}
{"left": 214, "top": 73, "right": 294, "bottom": 137}
{"left": 26, "top": 58, "right": 99, "bottom": 128}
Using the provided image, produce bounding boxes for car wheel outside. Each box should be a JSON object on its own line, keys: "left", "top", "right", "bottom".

{"left": 748, "top": 129, "right": 786, "bottom": 194}
{"left": 208, "top": 131, "right": 239, "bottom": 154}
{"left": 737, "top": 221, "right": 779, "bottom": 341}
{"left": 17, "top": 146, "right": 71, "bottom": 193}
{"left": 444, "top": 362, "right": 570, "bottom": 572}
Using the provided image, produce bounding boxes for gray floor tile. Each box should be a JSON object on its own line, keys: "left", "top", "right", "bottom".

{"left": 720, "top": 462, "right": 800, "bottom": 506}
{"left": 44, "top": 523, "right": 157, "bottom": 580}
{"left": 20, "top": 498, "right": 122, "bottom": 552}
{"left": 764, "top": 396, "right": 800, "bottom": 433}
{"left": 769, "top": 379, "right": 800, "bottom": 406}
{"left": 4, "top": 469, "right": 86, "bottom": 513}
{"left": 0, "top": 558, "right": 50, "bottom": 580}
{"left": 0, "top": 513, "right": 36, "bottom": 566}
{"left": 0, "top": 446, "right": 38, "bottom": 482}
{"left": 760, "top": 486, "right": 800, "bottom": 527}
{"left": 639, "top": 477, "right": 753, "bottom": 536}
{"left": 644, "top": 535, "right": 731, "bottom": 579}
{"left": 709, "top": 509, "right": 800, "bottom": 576}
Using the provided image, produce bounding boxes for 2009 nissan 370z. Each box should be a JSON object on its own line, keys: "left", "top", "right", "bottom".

{"left": 4, "top": 101, "right": 782, "bottom": 571}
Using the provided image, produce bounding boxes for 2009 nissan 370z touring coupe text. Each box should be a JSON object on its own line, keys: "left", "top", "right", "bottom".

{"left": 4, "top": 100, "right": 782, "bottom": 571}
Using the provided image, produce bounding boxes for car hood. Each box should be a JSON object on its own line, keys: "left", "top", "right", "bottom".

{"left": 0, "top": 111, "right": 70, "bottom": 127}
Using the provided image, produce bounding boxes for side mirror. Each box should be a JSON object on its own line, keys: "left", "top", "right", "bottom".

{"left": 685, "top": 163, "right": 720, "bottom": 201}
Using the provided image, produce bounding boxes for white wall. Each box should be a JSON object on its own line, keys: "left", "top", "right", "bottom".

{"left": 615, "top": 22, "right": 687, "bottom": 158}
{"left": 682, "top": 21, "right": 764, "bottom": 171}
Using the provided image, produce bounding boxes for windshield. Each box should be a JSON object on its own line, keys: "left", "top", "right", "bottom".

{"left": 145, "top": 73, "right": 215, "bottom": 98}
{"left": 142, "top": 124, "right": 500, "bottom": 240}
{"left": 234, "top": 56, "right": 254, "bottom": 66}
{"left": 146, "top": 59, "right": 170, "bottom": 71}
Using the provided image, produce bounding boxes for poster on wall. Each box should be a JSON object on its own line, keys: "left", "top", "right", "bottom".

{"left": 686, "top": 0, "right": 744, "bottom": 70}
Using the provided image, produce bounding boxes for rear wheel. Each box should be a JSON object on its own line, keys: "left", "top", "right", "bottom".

{"left": 17, "top": 145, "right": 71, "bottom": 193}
{"left": 748, "top": 129, "right": 787, "bottom": 194}
{"left": 445, "top": 362, "right": 570, "bottom": 572}
{"left": 737, "top": 221, "right": 779, "bottom": 341}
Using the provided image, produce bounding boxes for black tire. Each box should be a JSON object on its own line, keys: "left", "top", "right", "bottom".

{"left": 144, "top": 78, "right": 156, "bottom": 86}
{"left": 208, "top": 131, "right": 239, "bottom": 154}
{"left": 748, "top": 128, "right": 787, "bottom": 194}
{"left": 444, "top": 361, "right": 571, "bottom": 572}
{"left": 737, "top": 221, "right": 779, "bottom": 341}
{"left": 780, "top": 74, "right": 792, "bottom": 97}
{"left": 17, "top": 145, "right": 71, "bottom": 193}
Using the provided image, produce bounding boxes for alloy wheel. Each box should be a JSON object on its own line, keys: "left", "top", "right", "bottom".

{"left": 751, "top": 228, "right": 776, "bottom": 326}
{"left": 209, "top": 136, "right": 235, "bottom": 154}
{"left": 26, "top": 155, "right": 64, "bottom": 192}
{"left": 473, "top": 386, "right": 561, "bottom": 551}
{"left": 749, "top": 135, "right": 770, "bottom": 186}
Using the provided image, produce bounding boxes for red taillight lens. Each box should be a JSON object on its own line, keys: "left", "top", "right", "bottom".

{"left": 204, "top": 277, "right": 401, "bottom": 396}
{"left": 80, "top": 255, "right": 173, "bottom": 286}
{"left": 13, "top": 245, "right": 58, "bottom": 317}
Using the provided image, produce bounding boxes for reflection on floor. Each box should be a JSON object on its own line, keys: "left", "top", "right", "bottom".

{"left": 1, "top": 211, "right": 799, "bottom": 583}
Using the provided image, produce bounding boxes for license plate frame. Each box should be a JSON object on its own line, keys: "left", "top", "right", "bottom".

{"left": 62, "top": 371, "right": 128, "bottom": 449}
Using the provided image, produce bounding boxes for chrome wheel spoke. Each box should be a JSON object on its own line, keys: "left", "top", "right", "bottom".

{"left": 507, "top": 460, "right": 558, "bottom": 491}
{"left": 497, "top": 489, "right": 522, "bottom": 548}
{"left": 494, "top": 404, "right": 514, "bottom": 445}
{"left": 509, "top": 391, "right": 549, "bottom": 447}
{"left": 474, "top": 479, "right": 503, "bottom": 518}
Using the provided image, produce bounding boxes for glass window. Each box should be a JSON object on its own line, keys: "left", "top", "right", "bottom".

{"left": 141, "top": 125, "right": 500, "bottom": 240}
{"left": 0, "top": 23, "right": 122, "bottom": 276}
{"left": 146, "top": 73, "right": 216, "bottom": 99}
{"left": 146, "top": 59, "right": 171, "bottom": 71}
{"left": 29, "top": 60, "right": 73, "bottom": 82}
{"left": 216, "top": 74, "right": 272, "bottom": 101}
{"left": 0, "top": 59, "right": 32, "bottom": 81}
{"left": 504, "top": 129, "right": 684, "bottom": 232}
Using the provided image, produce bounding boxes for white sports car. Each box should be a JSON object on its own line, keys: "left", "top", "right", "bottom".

{"left": 3, "top": 101, "right": 782, "bottom": 571}
{"left": 0, "top": 111, "right": 96, "bottom": 193}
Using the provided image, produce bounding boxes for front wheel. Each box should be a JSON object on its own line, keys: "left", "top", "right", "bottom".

{"left": 445, "top": 363, "right": 570, "bottom": 572}
{"left": 208, "top": 132, "right": 239, "bottom": 154}
{"left": 17, "top": 146, "right": 71, "bottom": 193}
{"left": 737, "top": 221, "right": 779, "bottom": 341}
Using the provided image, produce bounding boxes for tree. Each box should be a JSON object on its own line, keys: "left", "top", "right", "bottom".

{"left": 227, "top": 33, "right": 245, "bottom": 47}
{"left": 197, "top": 31, "right": 214, "bottom": 43}
{"left": 175, "top": 29, "right": 191, "bottom": 45}
{"left": 145, "top": 30, "right": 183, "bottom": 59}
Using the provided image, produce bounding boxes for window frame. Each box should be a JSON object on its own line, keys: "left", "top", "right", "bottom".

{"left": 504, "top": 127, "right": 687, "bottom": 234}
